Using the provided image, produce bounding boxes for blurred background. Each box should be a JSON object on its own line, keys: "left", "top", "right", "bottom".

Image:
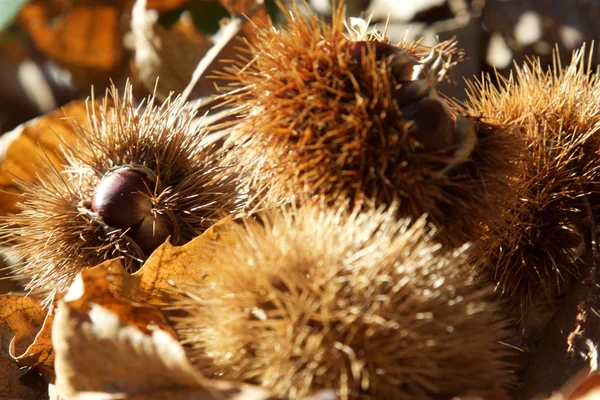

{"left": 0, "top": 0, "right": 599, "bottom": 135}
{"left": 308, "top": 0, "right": 600, "bottom": 99}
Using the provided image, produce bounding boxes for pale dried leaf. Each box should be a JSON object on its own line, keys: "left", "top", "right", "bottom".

{"left": 96, "top": 219, "right": 233, "bottom": 306}
{"left": 130, "top": 0, "right": 213, "bottom": 100}
{"left": 53, "top": 270, "right": 273, "bottom": 399}
{"left": 180, "top": 0, "right": 270, "bottom": 102}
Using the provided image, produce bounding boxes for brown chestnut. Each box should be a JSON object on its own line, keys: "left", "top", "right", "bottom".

{"left": 401, "top": 97, "right": 456, "bottom": 150}
{"left": 350, "top": 41, "right": 422, "bottom": 82}
{"left": 129, "top": 211, "right": 173, "bottom": 256}
{"left": 91, "top": 168, "right": 172, "bottom": 255}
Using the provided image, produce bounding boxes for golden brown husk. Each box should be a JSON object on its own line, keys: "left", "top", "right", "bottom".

{"left": 0, "top": 83, "right": 242, "bottom": 303}
{"left": 459, "top": 45, "right": 600, "bottom": 313}
{"left": 217, "top": 2, "right": 519, "bottom": 248}
{"left": 173, "top": 203, "right": 514, "bottom": 400}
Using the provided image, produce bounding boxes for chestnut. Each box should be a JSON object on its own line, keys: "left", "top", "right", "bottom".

{"left": 91, "top": 168, "right": 172, "bottom": 256}
{"left": 349, "top": 40, "right": 422, "bottom": 82}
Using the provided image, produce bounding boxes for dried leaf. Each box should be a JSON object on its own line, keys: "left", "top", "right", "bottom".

{"left": 98, "top": 219, "right": 233, "bottom": 306}
{"left": 0, "top": 295, "right": 54, "bottom": 376}
{"left": 18, "top": 0, "right": 124, "bottom": 87}
{"left": 66, "top": 268, "right": 176, "bottom": 336}
{"left": 53, "top": 270, "right": 273, "bottom": 399}
{"left": 0, "top": 100, "right": 86, "bottom": 215}
{"left": 130, "top": 0, "right": 213, "bottom": 100}
{"left": 145, "top": 0, "right": 188, "bottom": 11}
{"left": 179, "top": 0, "right": 271, "bottom": 102}
{"left": 0, "top": 333, "right": 47, "bottom": 400}
{"left": 17, "top": 0, "right": 187, "bottom": 89}
{"left": 130, "top": 0, "right": 271, "bottom": 102}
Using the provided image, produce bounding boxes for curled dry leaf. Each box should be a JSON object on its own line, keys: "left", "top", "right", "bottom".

{"left": 53, "top": 269, "right": 273, "bottom": 400}
{"left": 96, "top": 218, "right": 233, "bottom": 306}
{"left": 66, "top": 268, "right": 176, "bottom": 336}
{"left": 0, "top": 100, "right": 90, "bottom": 216}
{"left": 0, "top": 295, "right": 54, "bottom": 377}
{"left": 0, "top": 333, "right": 47, "bottom": 400}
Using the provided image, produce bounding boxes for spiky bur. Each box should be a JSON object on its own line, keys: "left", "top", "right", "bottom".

{"left": 457, "top": 45, "right": 600, "bottom": 315}
{"left": 215, "top": 2, "right": 519, "bottom": 248}
{"left": 0, "top": 83, "right": 242, "bottom": 303}
{"left": 173, "top": 203, "right": 514, "bottom": 400}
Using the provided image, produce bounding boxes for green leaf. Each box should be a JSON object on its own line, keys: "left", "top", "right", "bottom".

{"left": 0, "top": 0, "right": 28, "bottom": 32}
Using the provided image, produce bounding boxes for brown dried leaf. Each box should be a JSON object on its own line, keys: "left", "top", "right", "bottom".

{"left": 145, "top": 0, "right": 189, "bottom": 11}
{"left": 19, "top": 1, "right": 122, "bottom": 71}
{"left": 0, "top": 334, "right": 47, "bottom": 400}
{"left": 18, "top": 0, "right": 125, "bottom": 88}
{"left": 98, "top": 219, "right": 233, "bottom": 306}
{"left": 130, "top": 0, "right": 271, "bottom": 102}
{"left": 0, "top": 100, "right": 87, "bottom": 216}
{"left": 17, "top": 0, "right": 187, "bottom": 89}
{"left": 53, "top": 270, "right": 273, "bottom": 399}
{"left": 130, "top": 0, "right": 213, "bottom": 100}
{"left": 0, "top": 295, "right": 54, "bottom": 377}
{"left": 66, "top": 268, "right": 175, "bottom": 335}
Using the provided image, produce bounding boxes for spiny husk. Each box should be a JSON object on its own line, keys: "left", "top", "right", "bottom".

{"left": 458, "top": 44, "right": 600, "bottom": 314}
{"left": 216, "top": 2, "right": 519, "bottom": 248}
{"left": 173, "top": 203, "right": 514, "bottom": 400}
{"left": 0, "top": 83, "right": 242, "bottom": 303}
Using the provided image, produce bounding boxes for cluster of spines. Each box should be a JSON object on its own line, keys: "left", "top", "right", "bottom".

{"left": 459, "top": 45, "right": 600, "bottom": 314}
{"left": 1, "top": 83, "right": 242, "bottom": 302}
{"left": 214, "top": 1, "right": 519, "bottom": 249}
{"left": 173, "top": 203, "right": 514, "bottom": 400}
{"left": 4, "top": 1, "right": 599, "bottom": 397}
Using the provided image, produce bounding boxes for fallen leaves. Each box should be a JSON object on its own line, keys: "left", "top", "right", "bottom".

{"left": 16, "top": 0, "right": 188, "bottom": 89}
{"left": 99, "top": 218, "right": 233, "bottom": 306}
{"left": 15, "top": 0, "right": 270, "bottom": 100}
{"left": 19, "top": 1, "right": 123, "bottom": 70}
{"left": 0, "top": 347, "right": 47, "bottom": 400}
{"left": 0, "top": 100, "right": 87, "bottom": 215}
{"left": 0, "top": 218, "right": 249, "bottom": 399}
{"left": 17, "top": 0, "right": 126, "bottom": 88}
{"left": 0, "top": 295, "right": 54, "bottom": 377}
{"left": 52, "top": 265, "right": 273, "bottom": 399}
{"left": 1, "top": 1, "right": 599, "bottom": 399}
{"left": 130, "top": 0, "right": 213, "bottom": 100}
